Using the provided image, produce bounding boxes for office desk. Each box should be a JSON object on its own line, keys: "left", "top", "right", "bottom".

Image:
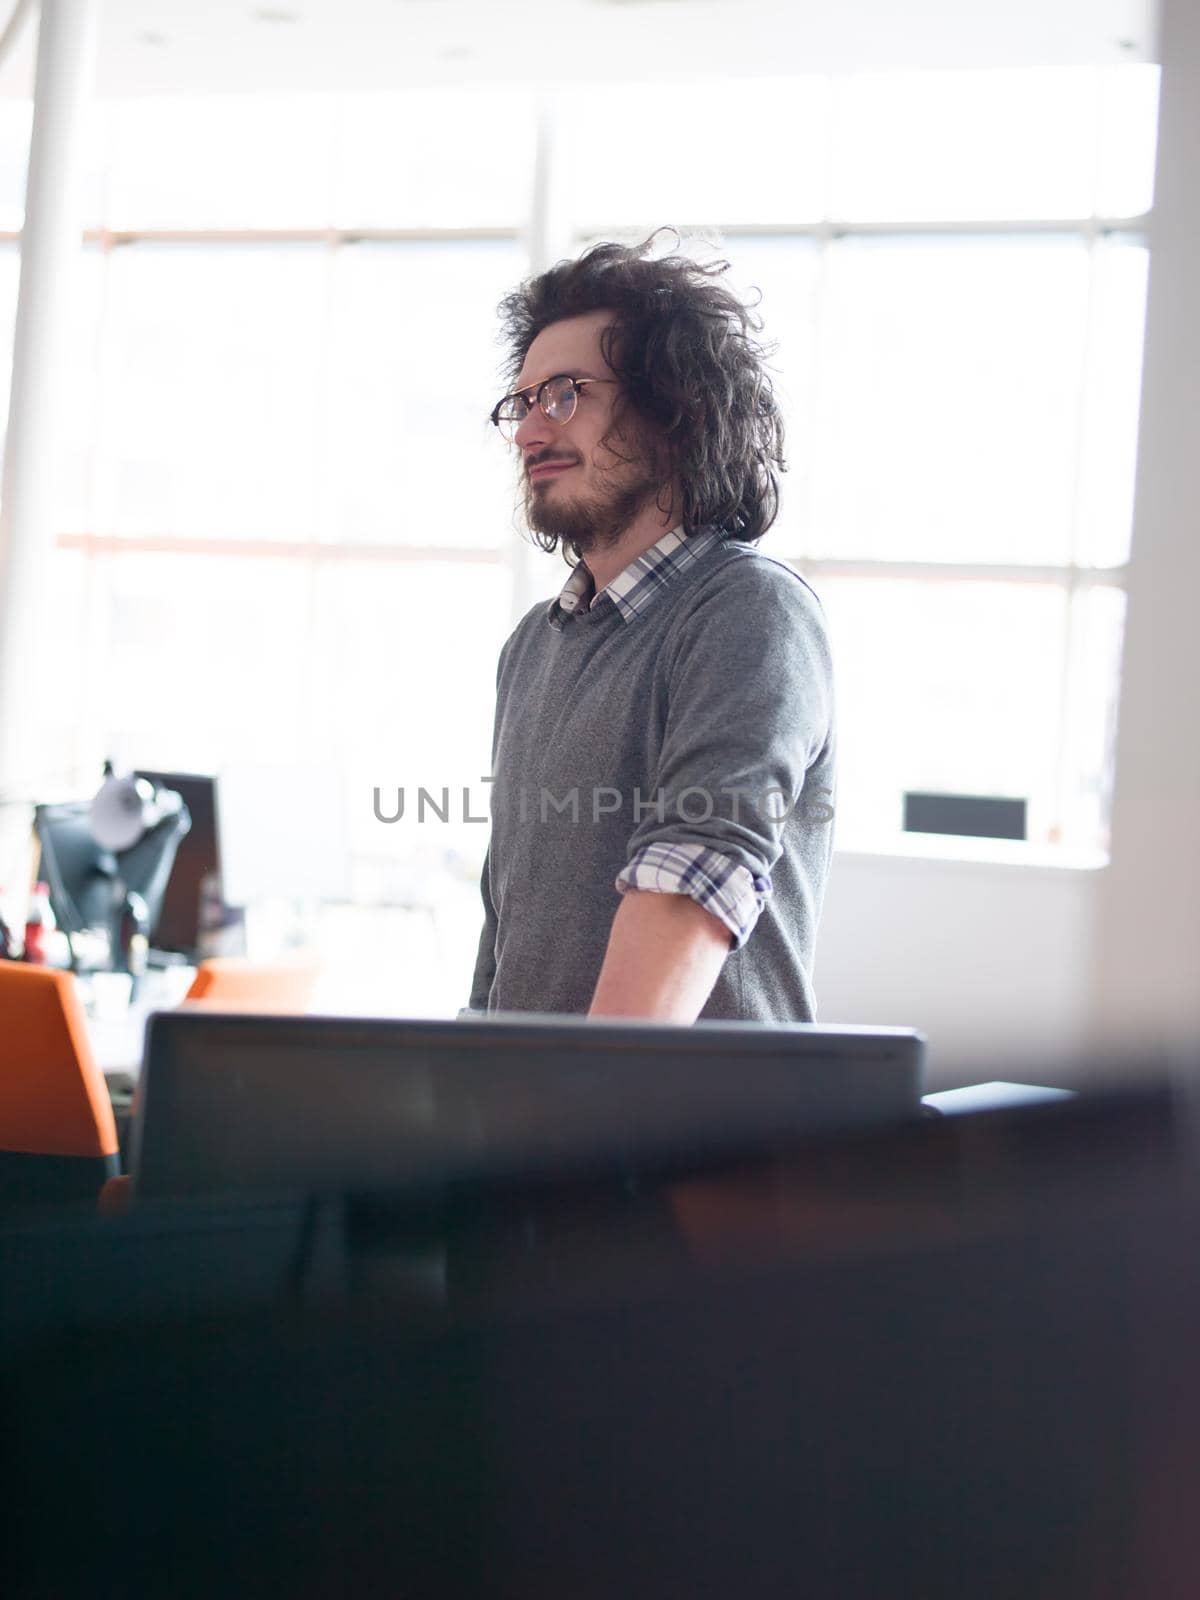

{"left": 80, "top": 967, "right": 196, "bottom": 1087}
{"left": 1, "top": 1083, "right": 1185, "bottom": 1599}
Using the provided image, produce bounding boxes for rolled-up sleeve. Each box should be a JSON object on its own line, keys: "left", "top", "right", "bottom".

{"left": 615, "top": 842, "right": 770, "bottom": 949}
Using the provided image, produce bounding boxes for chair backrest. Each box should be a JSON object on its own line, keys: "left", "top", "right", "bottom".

{"left": 183, "top": 957, "right": 320, "bottom": 1014}
{"left": 0, "top": 963, "right": 120, "bottom": 1207}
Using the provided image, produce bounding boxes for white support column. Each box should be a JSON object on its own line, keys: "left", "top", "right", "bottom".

{"left": 0, "top": 0, "right": 99, "bottom": 883}
{"left": 1089, "top": 0, "right": 1200, "bottom": 1063}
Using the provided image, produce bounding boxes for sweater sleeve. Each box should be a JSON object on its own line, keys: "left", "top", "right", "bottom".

{"left": 467, "top": 845, "right": 498, "bottom": 1011}
{"left": 622, "top": 558, "right": 834, "bottom": 909}
{"left": 466, "top": 621, "right": 522, "bottom": 1014}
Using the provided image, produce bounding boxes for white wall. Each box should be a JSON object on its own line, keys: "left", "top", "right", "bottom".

{"left": 1089, "top": 0, "right": 1200, "bottom": 1062}
{"left": 816, "top": 849, "right": 1102, "bottom": 1088}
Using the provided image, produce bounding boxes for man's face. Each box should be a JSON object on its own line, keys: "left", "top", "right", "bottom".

{"left": 513, "top": 310, "right": 660, "bottom": 554}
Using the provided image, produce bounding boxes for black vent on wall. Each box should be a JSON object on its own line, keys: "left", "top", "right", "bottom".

{"left": 903, "top": 792, "right": 1028, "bottom": 842}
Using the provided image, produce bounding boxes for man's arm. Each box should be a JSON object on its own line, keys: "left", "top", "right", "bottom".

{"left": 602, "top": 561, "right": 834, "bottom": 1022}
{"left": 588, "top": 888, "right": 731, "bottom": 1022}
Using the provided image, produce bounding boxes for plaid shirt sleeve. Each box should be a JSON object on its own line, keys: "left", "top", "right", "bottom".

{"left": 615, "top": 842, "right": 772, "bottom": 950}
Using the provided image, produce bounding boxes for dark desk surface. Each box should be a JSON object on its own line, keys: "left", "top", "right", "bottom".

{"left": 1, "top": 1081, "right": 1193, "bottom": 1600}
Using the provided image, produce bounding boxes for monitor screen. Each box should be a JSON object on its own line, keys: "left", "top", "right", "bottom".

{"left": 33, "top": 801, "right": 112, "bottom": 934}
{"left": 131, "top": 1012, "right": 925, "bottom": 1201}
{"left": 135, "top": 771, "right": 220, "bottom": 957}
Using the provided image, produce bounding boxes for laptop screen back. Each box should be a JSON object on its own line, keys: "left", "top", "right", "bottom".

{"left": 132, "top": 1012, "right": 925, "bottom": 1201}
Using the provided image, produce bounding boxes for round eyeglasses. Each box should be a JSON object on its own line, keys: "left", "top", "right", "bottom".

{"left": 489, "top": 373, "right": 617, "bottom": 443}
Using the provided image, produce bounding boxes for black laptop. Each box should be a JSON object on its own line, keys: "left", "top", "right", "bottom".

{"left": 131, "top": 1011, "right": 926, "bottom": 1201}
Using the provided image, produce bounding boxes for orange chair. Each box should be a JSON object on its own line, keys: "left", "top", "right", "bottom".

{"left": 0, "top": 963, "right": 120, "bottom": 1207}
{"left": 182, "top": 956, "right": 320, "bottom": 1013}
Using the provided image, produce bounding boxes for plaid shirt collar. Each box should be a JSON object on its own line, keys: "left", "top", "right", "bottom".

{"left": 550, "top": 524, "right": 722, "bottom": 628}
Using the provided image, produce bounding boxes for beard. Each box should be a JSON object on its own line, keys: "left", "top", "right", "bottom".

{"left": 523, "top": 457, "right": 661, "bottom": 556}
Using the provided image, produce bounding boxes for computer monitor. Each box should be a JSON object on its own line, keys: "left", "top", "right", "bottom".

{"left": 135, "top": 771, "right": 227, "bottom": 959}
{"left": 34, "top": 795, "right": 191, "bottom": 970}
{"left": 130, "top": 1012, "right": 925, "bottom": 1202}
{"left": 32, "top": 801, "right": 117, "bottom": 936}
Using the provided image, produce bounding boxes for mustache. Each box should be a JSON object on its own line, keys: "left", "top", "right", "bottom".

{"left": 525, "top": 450, "right": 580, "bottom": 472}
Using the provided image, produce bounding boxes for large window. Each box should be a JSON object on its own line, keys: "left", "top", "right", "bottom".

{"left": 0, "top": 91, "right": 529, "bottom": 864}
{"left": 569, "top": 65, "right": 1156, "bottom": 853}
{"left": 0, "top": 67, "right": 1158, "bottom": 882}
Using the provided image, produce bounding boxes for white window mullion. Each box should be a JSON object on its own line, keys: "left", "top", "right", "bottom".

{"left": 1049, "top": 214, "right": 1103, "bottom": 842}
{"left": 798, "top": 219, "right": 837, "bottom": 563}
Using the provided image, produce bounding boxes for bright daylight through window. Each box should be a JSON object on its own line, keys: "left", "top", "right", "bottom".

{"left": 0, "top": 63, "right": 1159, "bottom": 868}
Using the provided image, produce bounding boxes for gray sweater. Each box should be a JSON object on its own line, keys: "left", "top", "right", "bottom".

{"left": 469, "top": 536, "right": 836, "bottom": 1021}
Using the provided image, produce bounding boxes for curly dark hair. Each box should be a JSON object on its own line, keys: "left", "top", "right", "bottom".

{"left": 496, "top": 231, "right": 786, "bottom": 551}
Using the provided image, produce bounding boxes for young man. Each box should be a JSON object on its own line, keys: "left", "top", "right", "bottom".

{"left": 468, "top": 236, "right": 835, "bottom": 1024}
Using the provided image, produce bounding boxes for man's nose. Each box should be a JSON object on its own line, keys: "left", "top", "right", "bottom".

{"left": 514, "top": 401, "right": 556, "bottom": 452}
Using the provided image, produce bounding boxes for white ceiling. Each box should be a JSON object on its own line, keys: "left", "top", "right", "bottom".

{"left": 0, "top": 0, "right": 1161, "bottom": 101}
